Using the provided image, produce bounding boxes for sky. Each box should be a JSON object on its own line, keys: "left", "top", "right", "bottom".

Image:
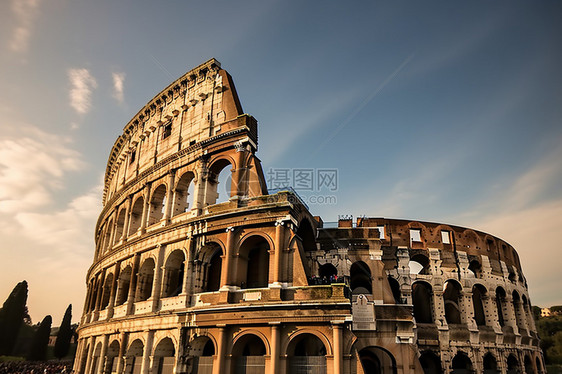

{"left": 0, "top": 1, "right": 561, "bottom": 324}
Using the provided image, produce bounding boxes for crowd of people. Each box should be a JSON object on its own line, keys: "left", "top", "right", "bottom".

{"left": 0, "top": 361, "right": 71, "bottom": 374}
{"left": 308, "top": 274, "right": 345, "bottom": 285}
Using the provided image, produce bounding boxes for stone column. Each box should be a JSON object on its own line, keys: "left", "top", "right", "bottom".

{"left": 151, "top": 245, "right": 165, "bottom": 312}
{"left": 107, "top": 262, "right": 121, "bottom": 318}
{"left": 504, "top": 294, "right": 519, "bottom": 334}
{"left": 126, "top": 254, "right": 140, "bottom": 315}
{"left": 269, "top": 323, "right": 281, "bottom": 374}
{"left": 333, "top": 322, "right": 343, "bottom": 374}
{"left": 140, "top": 183, "right": 151, "bottom": 234}
{"left": 96, "top": 334, "right": 109, "bottom": 374}
{"left": 84, "top": 336, "right": 96, "bottom": 374}
{"left": 122, "top": 197, "right": 132, "bottom": 241}
{"left": 213, "top": 326, "right": 227, "bottom": 374}
{"left": 140, "top": 331, "right": 154, "bottom": 374}
{"left": 163, "top": 171, "right": 175, "bottom": 222}
{"left": 115, "top": 332, "right": 127, "bottom": 374}
{"left": 182, "top": 238, "right": 193, "bottom": 295}
{"left": 272, "top": 221, "right": 286, "bottom": 285}
{"left": 220, "top": 227, "right": 235, "bottom": 289}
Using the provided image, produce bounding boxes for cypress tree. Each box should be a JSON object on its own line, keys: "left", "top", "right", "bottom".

{"left": 0, "top": 280, "right": 29, "bottom": 355}
{"left": 28, "top": 315, "right": 52, "bottom": 361}
{"left": 54, "top": 304, "right": 73, "bottom": 359}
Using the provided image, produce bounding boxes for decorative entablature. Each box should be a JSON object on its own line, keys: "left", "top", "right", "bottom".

{"left": 103, "top": 58, "right": 223, "bottom": 203}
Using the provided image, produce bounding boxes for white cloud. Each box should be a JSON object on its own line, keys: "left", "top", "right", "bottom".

{"left": 0, "top": 123, "right": 100, "bottom": 323}
{"left": 9, "top": 0, "right": 41, "bottom": 54}
{"left": 68, "top": 68, "right": 98, "bottom": 114}
{"left": 0, "top": 127, "right": 85, "bottom": 214}
{"left": 112, "top": 72, "right": 126, "bottom": 104}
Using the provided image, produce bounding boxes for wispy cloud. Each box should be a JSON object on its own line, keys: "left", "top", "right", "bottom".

{"left": 68, "top": 68, "right": 97, "bottom": 114}
{"left": 0, "top": 126, "right": 85, "bottom": 214}
{"left": 0, "top": 123, "right": 98, "bottom": 323}
{"left": 112, "top": 72, "right": 126, "bottom": 104}
{"left": 8, "top": 0, "right": 41, "bottom": 54}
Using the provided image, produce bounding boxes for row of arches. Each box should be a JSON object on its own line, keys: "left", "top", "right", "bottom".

{"left": 79, "top": 331, "right": 399, "bottom": 374}
{"left": 412, "top": 280, "right": 535, "bottom": 332}
{"left": 85, "top": 235, "right": 273, "bottom": 314}
{"left": 98, "top": 161, "right": 234, "bottom": 257}
{"left": 420, "top": 350, "right": 543, "bottom": 374}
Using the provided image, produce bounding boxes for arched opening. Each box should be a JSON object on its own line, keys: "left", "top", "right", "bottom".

{"left": 419, "top": 351, "right": 442, "bottom": 374}
{"left": 507, "top": 354, "right": 519, "bottom": 374}
{"left": 483, "top": 353, "right": 499, "bottom": 374}
{"left": 452, "top": 352, "right": 472, "bottom": 374}
{"left": 194, "top": 242, "right": 223, "bottom": 293}
{"left": 103, "top": 220, "right": 113, "bottom": 251}
{"left": 525, "top": 355, "right": 535, "bottom": 374}
{"left": 238, "top": 236, "right": 270, "bottom": 289}
{"left": 512, "top": 291, "right": 525, "bottom": 330}
{"left": 100, "top": 273, "right": 114, "bottom": 310}
{"left": 496, "top": 287, "right": 507, "bottom": 327}
{"left": 173, "top": 172, "right": 195, "bottom": 216}
{"left": 472, "top": 284, "right": 487, "bottom": 326}
{"left": 207, "top": 159, "right": 232, "bottom": 206}
{"left": 231, "top": 334, "right": 266, "bottom": 374}
{"left": 535, "top": 357, "right": 543, "bottom": 374}
{"left": 129, "top": 197, "right": 144, "bottom": 235}
{"left": 148, "top": 184, "right": 167, "bottom": 226}
{"left": 319, "top": 263, "right": 337, "bottom": 281}
{"left": 297, "top": 219, "right": 316, "bottom": 252}
{"left": 153, "top": 338, "right": 175, "bottom": 374}
{"left": 287, "top": 333, "right": 327, "bottom": 374}
{"left": 89, "top": 278, "right": 99, "bottom": 312}
{"left": 443, "top": 280, "right": 462, "bottom": 324}
{"left": 125, "top": 339, "right": 144, "bottom": 374}
{"left": 115, "top": 266, "right": 132, "bottom": 306}
{"left": 91, "top": 343, "right": 102, "bottom": 374}
{"left": 468, "top": 260, "right": 482, "bottom": 278}
{"left": 412, "top": 281, "right": 433, "bottom": 323}
{"left": 388, "top": 276, "right": 402, "bottom": 304}
{"left": 78, "top": 343, "right": 89, "bottom": 374}
{"left": 136, "top": 258, "right": 155, "bottom": 302}
{"left": 105, "top": 340, "right": 120, "bottom": 374}
{"left": 358, "top": 347, "right": 397, "bottom": 374}
{"left": 186, "top": 336, "right": 215, "bottom": 374}
{"left": 162, "top": 250, "right": 186, "bottom": 298}
{"left": 350, "top": 261, "right": 372, "bottom": 294}
{"left": 114, "top": 208, "right": 127, "bottom": 243}
{"left": 409, "top": 254, "right": 430, "bottom": 275}
{"left": 522, "top": 295, "right": 532, "bottom": 329}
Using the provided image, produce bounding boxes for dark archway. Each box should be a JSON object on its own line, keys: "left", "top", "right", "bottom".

{"left": 483, "top": 353, "right": 499, "bottom": 374}
{"left": 443, "top": 280, "right": 462, "bottom": 324}
{"left": 136, "top": 258, "right": 155, "bottom": 302}
{"left": 388, "top": 276, "right": 402, "bottom": 304}
{"left": 409, "top": 254, "right": 430, "bottom": 275}
{"left": 319, "top": 263, "right": 337, "bottom": 280}
{"left": 358, "top": 347, "right": 397, "bottom": 374}
{"left": 153, "top": 338, "right": 175, "bottom": 374}
{"left": 186, "top": 336, "right": 215, "bottom": 374}
{"left": 162, "top": 250, "right": 185, "bottom": 297}
{"left": 350, "top": 261, "right": 372, "bottom": 294}
{"left": 419, "top": 351, "right": 442, "bottom": 374}
{"left": 496, "top": 287, "right": 507, "bottom": 327}
{"left": 507, "top": 354, "right": 519, "bottom": 374}
{"left": 451, "top": 352, "right": 472, "bottom": 374}
{"left": 287, "top": 334, "right": 327, "bottom": 374}
{"left": 412, "top": 281, "right": 433, "bottom": 323}
{"left": 231, "top": 334, "right": 266, "bottom": 374}
{"left": 297, "top": 219, "right": 316, "bottom": 252}
{"left": 472, "top": 284, "right": 487, "bottom": 326}
{"left": 239, "top": 236, "right": 270, "bottom": 289}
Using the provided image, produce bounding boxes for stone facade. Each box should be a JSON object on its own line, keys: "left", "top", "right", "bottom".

{"left": 75, "top": 59, "right": 544, "bottom": 374}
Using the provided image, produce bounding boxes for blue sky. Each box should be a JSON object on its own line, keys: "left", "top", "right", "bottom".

{"left": 0, "top": 1, "right": 561, "bottom": 324}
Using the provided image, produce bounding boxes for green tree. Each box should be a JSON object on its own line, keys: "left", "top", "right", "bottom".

{"left": 54, "top": 304, "right": 73, "bottom": 359}
{"left": 533, "top": 305, "right": 542, "bottom": 321}
{"left": 537, "top": 315, "right": 562, "bottom": 364}
{"left": 28, "top": 315, "right": 52, "bottom": 361}
{"left": 0, "top": 280, "right": 29, "bottom": 355}
{"left": 551, "top": 305, "right": 562, "bottom": 314}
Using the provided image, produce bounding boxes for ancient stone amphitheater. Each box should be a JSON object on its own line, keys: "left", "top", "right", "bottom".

{"left": 75, "top": 59, "right": 543, "bottom": 374}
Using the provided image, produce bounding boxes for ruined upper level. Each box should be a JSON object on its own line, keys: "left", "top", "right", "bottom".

{"left": 102, "top": 58, "right": 250, "bottom": 205}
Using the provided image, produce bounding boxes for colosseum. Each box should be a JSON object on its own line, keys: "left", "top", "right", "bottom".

{"left": 74, "top": 59, "right": 544, "bottom": 374}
